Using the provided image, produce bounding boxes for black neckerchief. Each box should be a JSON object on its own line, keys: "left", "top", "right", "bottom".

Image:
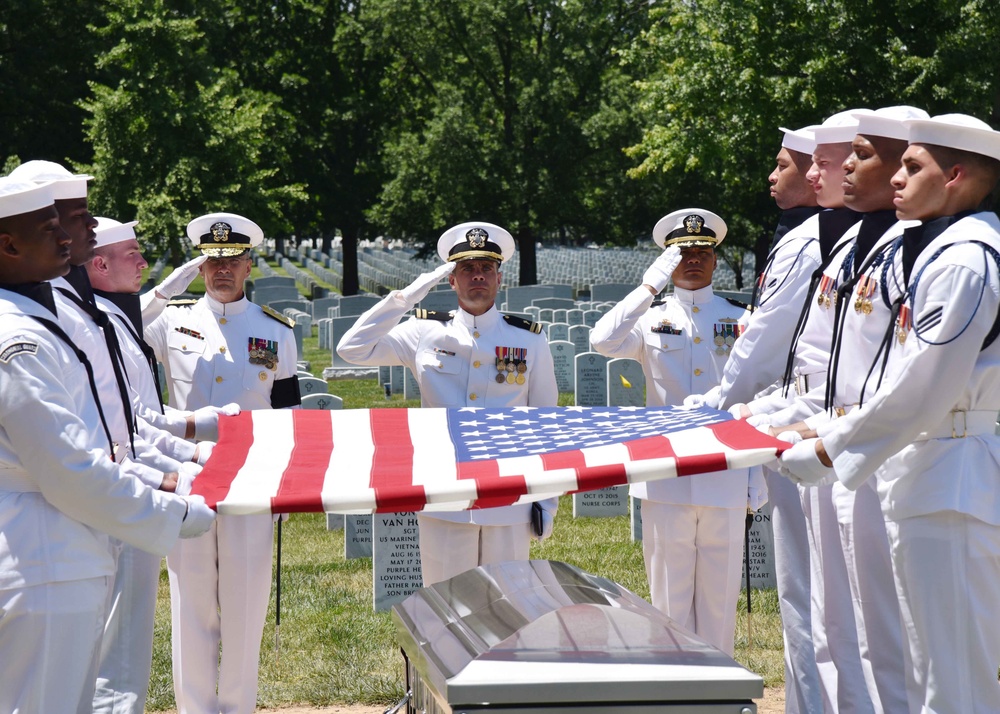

{"left": 853, "top": 210, "right": 898, "bottom": 276}
{"left": 769, "top": 205, "right": 822, "bottom": 252}
{"left": 818, "top": 207, "right": 861, "bottom": 262}
{"left": 63, "top": 263, "right": 97, "bottom": 305}
{"left": 93, "top": 289, "right": 143, "bottom": 335}
{"left": 901, "top": 211, "right": 974, "bottom": 284}
{"left": 0, "top": 281, "right": 58, "bottom": 315}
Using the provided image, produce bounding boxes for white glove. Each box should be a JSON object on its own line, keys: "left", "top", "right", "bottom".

{"left": 179, "top": 495, "right": 215, "bottom": 537}
{"left": 776, "top": 430, "right": 802, "bottom": 445}
{"left": 175, "top": 461, "right": 202, "bottom": 495}
{"left": 748, "top": 486, "right": 767, "bottom": 511}
{"left": 727, "top": 403, "right": 747, "bottom": 420}
{"left": 746, "top": 412, "right": 772, "bottom": 429}
{"left": 154, "top": 255, "right": 208, "bottom": 299}
{"left": 642, "top": 246, "right": 682, "bottom": 293}
{"left": 399, "top": 263, "right": 455, "bottom": 306}
{"left": 779, "top": 438, "right": 836, "bottom": 487}
{"left": 193, "top": 402, "right": 241, "bottom": 441}
{"left": 195, "top": 441, "right": 215, "bottom": 466}
{"left": 684, "top": 386, "right": 721, "bottom": 409}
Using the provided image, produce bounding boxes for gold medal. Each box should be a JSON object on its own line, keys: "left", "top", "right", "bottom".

{"left": 516, "top": 374, "right": 525, "bottom": 385}
{"left": 517, "top": 362, "right": 526, "bottom": 373}
{"left": 716, "top": 346, "right": 726, "bottom": 355}
{"left": 506, "top": 371, "right": 515, "bottom": 384}
{"left": 862, "top": 299, "right": 873, "bottom": 315}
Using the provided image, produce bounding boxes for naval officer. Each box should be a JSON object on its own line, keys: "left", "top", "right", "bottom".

{"left": 145, "top": 212, "right": 301, "bottom": 714}
{"left": 338, "top": 222, "right": 558, "bottom": 585}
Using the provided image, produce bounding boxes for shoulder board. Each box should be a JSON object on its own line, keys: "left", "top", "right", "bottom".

{"left": 725, "top": 297, "right": 752, "bottom": 312}
{"left": 166, "top": 297, "right": 198, "bottom": 307}
{"left": 502, "top": 314, "right": 542, "bottom": 334}
{"left": 415, "top": 309, "right": 453, "bottom": 322}
{"left": 261, "top": 304, "right": 295, "bottom": 328}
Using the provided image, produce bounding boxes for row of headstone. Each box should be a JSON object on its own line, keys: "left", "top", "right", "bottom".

{"left": 550, "top": 345, "right": 646, "bottom": 406}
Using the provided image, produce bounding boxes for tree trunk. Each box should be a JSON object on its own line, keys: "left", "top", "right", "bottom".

{"left": 342, "top": 229, "right": 359, "bottom": 296}
{"left": 516, "top": 229, "right": 537, "bottom": 286}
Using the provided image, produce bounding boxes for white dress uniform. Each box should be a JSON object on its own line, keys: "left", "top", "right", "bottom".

{"left": 715, "top": 206, "right": 823, "bottom": 713}
{"left": 591, "top": 281, "right": 759, "bottom": 655}
{"left": 146, "top": 290, "right": 300, "bottom": 714}
{"left": 338, "top": 296, "right": 557, "bottom": 584}
{"left": 0, "top": 286, "right": 187, "bottom": 714}
{"left": 797, "top": 218, "right": 911, "bottom": 714}
{"left": 820, "top": 211, "right": 1000, "bottom": 713}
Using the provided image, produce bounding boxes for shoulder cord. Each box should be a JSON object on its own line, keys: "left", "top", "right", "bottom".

{"left": 823, "top": 244, "right": 888, "bottom": 410}
{"left": 29, "top": 315, "right": 117, "bottom": 459}
{"left": 55, "top": 288, "right": 136, "bottom": 458}
{"left": 110, "top": 312, "right": 165, "bottom": 412}
{"left": 752, "top": 237, "right": 818, "bottom": 310}
{"left": 860, "top": 240, "right": 1000, "bottom": 405}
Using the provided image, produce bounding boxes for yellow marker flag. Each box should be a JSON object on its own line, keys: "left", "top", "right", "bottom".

{"left": 620, "top": 374, "right": 632, "bottom": 389}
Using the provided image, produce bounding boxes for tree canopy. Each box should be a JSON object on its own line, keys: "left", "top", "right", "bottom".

{"left": 1, "top": 0, "right": 998, "bottom": 288}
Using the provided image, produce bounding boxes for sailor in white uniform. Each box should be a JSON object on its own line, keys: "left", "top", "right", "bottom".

{"left": 337, "top": 222, "right": 558, "bottom": 586}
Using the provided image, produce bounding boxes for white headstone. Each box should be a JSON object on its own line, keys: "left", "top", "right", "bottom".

{"left": 547, "top": 322, "right": 570, "bottom": 343}
{"left": 572, "top": 485, "right": 629, "bottom": 517}
{"left": 372, "top": 512, "right": 423, "bottom": 612}
{"left": 548, "top": 341, "right": 575, "bottom": 393}
{"left": 403, "top": 367, "right": 421, "bottom": 400}
{"left": 742, "top": 502, "right": 776, "bottom": 589}
{"left": 569, "top": 324, "right": 591, "bottom": 354}
{"left": 345, "top": 515, "right": 373, "bottom": 559}
{"left": 390, "top": 365, "right": 405, "bottom": 395}
{"left": 607, "top": 358, "right": 645, "bottom": 406}
{"left": 574, "top": 352, "right": 608, "bottom": 406}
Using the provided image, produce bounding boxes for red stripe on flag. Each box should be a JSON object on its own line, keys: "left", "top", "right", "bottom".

{"left": 572, "top": 463, "right": 629, "bottom": 492}
{"left": 710, "top": 419, "right": 789, "bottom": 454}
{"left": 369, "top": 410, "right": 427, "bottom": 512}
{"left": 192, "top": 412, "right": 254, "bottom": 509}
{"left": 539, "top": 449, "right": 587, "bottom": 471}
{"left": 625, "top": 434, "right": 676, "bottom": 461}
{"left": 271, "top": 411, "right": 332, "bottom": 513}
{"left": 456, "top": 458, "right": 527, "bottom": 509}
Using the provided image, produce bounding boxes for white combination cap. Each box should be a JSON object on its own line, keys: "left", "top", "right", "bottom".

{"left": 779, "top": 125, "right": 818, "bottom": 155}
{"left": 812, "top": 109, "right": 870, "bottom": 145}
{"left": 0, "top": 177, "right": 55, "bottom": 220}
{"left": 904, "top": 113, "right": 1000, "bottom": 162}
{"left": 854, "top": 105, "right": 929, "bottom": 141}
{"left": 437, "top": 221, "right": 515, "bottom": 263}
{"left": 8, "top": 160, "right": 93, "bottom": 200}
{"left": 186, "top": 212, "right": 263, "bottom": 257}
{"left": 653, "top": 208, "right": 727, "bottom": 249}
{"left": 94, "top": 216, "right": 139, "bottom": 249}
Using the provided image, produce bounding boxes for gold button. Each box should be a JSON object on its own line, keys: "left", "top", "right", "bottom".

{"left": 215, "top": 376, "right": 223, "bottom": 383}
{"left": 220, "top": 346, "right": 227, "bottom": 354}
{"left": 473, "top": 331, "right": 480, "bottom": 338}
{"left": 259, "top": 372, "right": 268, "bottom": 381}
{"left": 220, "top": 317, "right": 228, "bottom": 325}
{"left": 694, "top": 368, "right": 702, "bottom": 376}
{"left": 694, "top": 337, "right": 701, "bottom": 344}
{"left": 437, "top": 362, "right": 443, "bottom": 368}
{"left": 473, "top": 360, "right": 481, "bottom": 368}
{"left": 692, "top": 306, "right": 700, "bottom": 313}
{"left": 470, "top": 393, "right": 478, "bottom": 401}
{"left": 182, "top": 344, "right": 187, "bottom": 350}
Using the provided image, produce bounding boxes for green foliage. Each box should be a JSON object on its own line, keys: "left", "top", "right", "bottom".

{"left": 81, "top": 0, "right": 307, "bottom": 261}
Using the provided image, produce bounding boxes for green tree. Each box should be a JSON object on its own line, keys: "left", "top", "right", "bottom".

{"left": 82, "top": 0, "right": 306, "bottom": 260}
{"left": 363, "top": 0, "right": 658, "bottom": 285}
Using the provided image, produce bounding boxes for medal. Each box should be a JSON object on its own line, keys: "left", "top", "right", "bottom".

{"left": 506, "top": 371, "right": 515, "bottom": 384}
{"left": 496, "top": 372, "right": 506, "bottom": 383}
{"left": 897, "top": 305, "right": 911, "bottom": 344}
{"left": 516, "top": 374, "right": 525, "bottom": 385}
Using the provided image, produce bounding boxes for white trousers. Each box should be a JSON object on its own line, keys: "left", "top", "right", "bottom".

{"left": 887, "top": 512, "right": 1000, "bottom": 714}
{"left": 94, "top": 543, "right": 162, "bottom": 714}
{"left": 167, "top": 512, "right": 274, "bottom": 714}
{"left": 417, "top": 515, "right": 530, "bottom": 586}
{"left": 640, "top": 501, "right": 744, "bottom": 655}
{"left": 0, "top": 576, "right": 109, "bottom": 714}
{"left": 802, "top": 484, "right": 874, "bottom": 713}
{"left": 833, "top": 479, "right": 908, "bottom": 714}
{"left": 763, "top": 466, "right": 823, "bottom": 714}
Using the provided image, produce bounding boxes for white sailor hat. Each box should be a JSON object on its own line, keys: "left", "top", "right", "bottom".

{"left": 94, "top": 217, "right": 140, "bottom": 249}
{"left": 812, "top": 109, "right": 871, "bottom": 145}
{"left": 0, "top": 177, "right": 55, "bottom": 219}
{"left": 779, "top": 125, "right": 819, "bottom": 155}
{"left": 8, "top": 160, "right": 93, "bottom": 200}
{"left": 437, "top": 221, "right": 515, "bottom": 264}
{"left": 904, "top": 113, "right": 1000, "bottom": 162}
{"left": 653, "top": 208, "right": 727, "bottom": 249}
{"left": 854, "top": 105, "right": 929, "bottom": 141}
{"left": 186, "top": 212, "right": 263, "bottom": 257}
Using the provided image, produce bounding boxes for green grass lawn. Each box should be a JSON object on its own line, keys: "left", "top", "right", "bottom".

{"left": 144, "top": 260, "right": 786, "bottom": 710}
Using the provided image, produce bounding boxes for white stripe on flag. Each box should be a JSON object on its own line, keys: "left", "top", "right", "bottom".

{"left": 321, "top": 410, "right": 378, "bottom": 513}
{"left": 221, "top": 410, "right": 294, "bottom": 512}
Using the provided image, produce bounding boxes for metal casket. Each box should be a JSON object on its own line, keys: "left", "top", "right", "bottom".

{"left": 391, "top": 560, "right": 762, "bottom": 713}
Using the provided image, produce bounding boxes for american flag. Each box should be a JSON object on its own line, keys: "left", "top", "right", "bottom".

{"left": 193, "top": 405, "right": 786, "bottom": 515}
